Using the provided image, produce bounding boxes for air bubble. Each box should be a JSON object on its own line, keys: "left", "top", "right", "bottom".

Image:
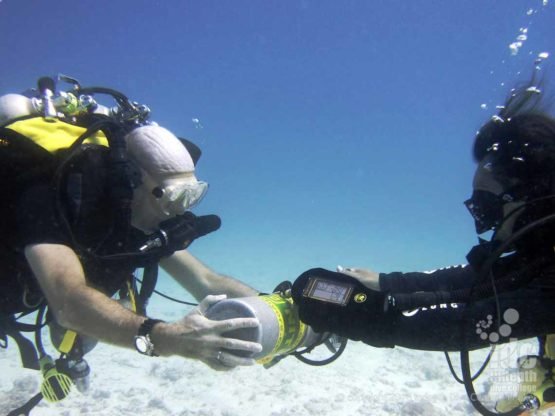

{"left": 191, "top": 118, "right": 203, "bottom": 129}
{"left": 526, "top": 86, "right": 541, "bottom": 94}
{"left": 509, "top": 42, "right": 522, "bottom": 56}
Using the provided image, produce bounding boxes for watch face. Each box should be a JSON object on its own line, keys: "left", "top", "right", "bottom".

{"left": 135, "top": 336, "right": 149, "bottom": 354}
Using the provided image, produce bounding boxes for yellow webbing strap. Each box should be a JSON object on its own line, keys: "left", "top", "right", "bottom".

{"left": 7, "top": 117, "right": 108, "bottom": 152}
{"left": 126, "top": 280, "right": 138, "bottom": 313}
{"left": 57, "top": 330, "right": 78, "bottom": 354}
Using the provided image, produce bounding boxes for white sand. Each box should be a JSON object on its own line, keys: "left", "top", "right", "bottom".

{"left": 2, "top": 339, "right": 478, "bottom": 416}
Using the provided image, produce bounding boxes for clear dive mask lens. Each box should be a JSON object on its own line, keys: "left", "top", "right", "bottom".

{"left": 152, "top": 180, "right": 209, "bottom": 215}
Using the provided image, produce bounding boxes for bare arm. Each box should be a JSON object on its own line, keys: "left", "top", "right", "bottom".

{"left": 25, "top": 243, "right": 261, "bottom": 369}
{"left": 160, "top": 250, "right": 258, "bottom": 300}
{"left": 25, "top": 243, "right": 143, "bottom": 347}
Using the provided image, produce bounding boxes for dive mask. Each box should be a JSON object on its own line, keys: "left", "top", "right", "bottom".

{"left": 464, "top": 149, "right": 528, "bottom": 234}
{"left": 465, "top": 190, "right": 508, "bottom": 234}
{"left": 152, "top": 179, "right": 209, "bottom": 215}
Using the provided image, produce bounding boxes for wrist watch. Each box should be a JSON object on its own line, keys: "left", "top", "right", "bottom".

{"left": 134, "top": 318, "right": 164, "bottom": 357}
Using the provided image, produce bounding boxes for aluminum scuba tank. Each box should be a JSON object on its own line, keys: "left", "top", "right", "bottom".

{"left": 0, "top": 93, "right": 36, "bottom": 124}
{"left": 0, "top": 90, "right": 111, "bottom": 126}
{"left": 205, "top": 293, "right": 324, "bottom": 364}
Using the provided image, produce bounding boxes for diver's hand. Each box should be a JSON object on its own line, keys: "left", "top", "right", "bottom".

{"left": 292, "top": 268, "right": 393, "bottom": 347}
{"left": 337, "top": 265, "right": 381, "bottom": 291}
{"left": 152, "top": 295, "right": 262, "bottom": 371}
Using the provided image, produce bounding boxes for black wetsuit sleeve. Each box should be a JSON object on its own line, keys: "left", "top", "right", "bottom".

{"left": 370, "top": 265, "right": 555, "bottom": 351}
{"left": 379, "top": 265, "right": 474, "bottom": 293}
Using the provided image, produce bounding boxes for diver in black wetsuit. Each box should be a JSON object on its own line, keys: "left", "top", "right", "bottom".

{"left": 292, "top": 78, "right": 555, "bottom": 415}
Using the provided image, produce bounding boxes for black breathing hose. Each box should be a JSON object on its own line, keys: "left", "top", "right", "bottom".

{"left": 460, "top": 212, "right": 555, "bottom": 416}
{"left": 75, "top": 86, "right": 132, "bottom": 111}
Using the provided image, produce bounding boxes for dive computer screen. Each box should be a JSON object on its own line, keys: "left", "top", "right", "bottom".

{"left": 303, "top": 277, "right": 354, "bottom": 306}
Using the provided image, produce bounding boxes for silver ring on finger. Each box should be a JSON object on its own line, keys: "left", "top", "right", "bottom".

{"left": 216, "top": 350, "right": 223, "bottom": 361}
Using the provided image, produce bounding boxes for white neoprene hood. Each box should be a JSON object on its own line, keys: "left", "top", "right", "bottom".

{"left": 125, "top": 125, "right": 195, "bottom": 177}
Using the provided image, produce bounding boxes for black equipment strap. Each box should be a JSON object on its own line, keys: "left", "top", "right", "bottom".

{"left": 7, "top": 393, "right": 43, "bottom": 416}
{"left": 105, "top": 123, "right": 134, "bottom": 252}
{"left": 138, "top": 262, "right": 159, "bottom": 316}
{"left": 0, "top": 314, "right": 40, "bottom": 370}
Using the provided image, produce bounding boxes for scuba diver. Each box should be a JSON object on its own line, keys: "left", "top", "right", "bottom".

{"left": 0, "top": 75, "right": 263, "bottom": 414}
{"left": 291, "top": 78, "right": 555, "bottom": 415}
{"left": 0, "top": 75, "right": 346, "bottom": 416}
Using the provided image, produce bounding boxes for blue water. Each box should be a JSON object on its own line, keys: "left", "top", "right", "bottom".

{"left": 1, "top": 1, "right": 553, "bottom": 291}
{"left": 0, "top": 0, "right": 552, "bottom": 294}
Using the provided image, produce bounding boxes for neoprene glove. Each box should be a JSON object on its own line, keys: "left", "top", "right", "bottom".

{"left": 291, "top": 268, "right": 395, "bottom": 347}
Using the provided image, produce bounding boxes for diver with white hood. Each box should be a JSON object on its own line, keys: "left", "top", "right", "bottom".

{"left": 0, "top": 75, "right": 263, "bottom": 414}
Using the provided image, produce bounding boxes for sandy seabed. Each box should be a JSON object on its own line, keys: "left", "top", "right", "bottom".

{"left": 2, "top": 341, "right": 478, "bottom": 416}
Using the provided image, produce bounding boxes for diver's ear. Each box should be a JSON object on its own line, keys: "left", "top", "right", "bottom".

{"left": 179, "top": 137, "right": 201, "bottom": 166}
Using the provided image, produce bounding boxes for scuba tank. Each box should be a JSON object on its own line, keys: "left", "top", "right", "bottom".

{"left": 0, "top": 76, "right": 134, "bottom": 128}
{"left": 0, "top": 93, "right": 35, "bottom": 124}
{"left": 205, "top": 286, "right": 347, "bottom": 367}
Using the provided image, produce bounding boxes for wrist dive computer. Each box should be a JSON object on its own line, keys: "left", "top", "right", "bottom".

{"left": 291, "top": 268, "right": 394, "bottom": 347}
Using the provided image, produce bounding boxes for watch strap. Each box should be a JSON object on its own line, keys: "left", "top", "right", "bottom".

{"left": 137, "top": 318, "right": 164, "bottom": 337}
{"left": 136, "top": 318, "right": 164, "bottom": 357}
